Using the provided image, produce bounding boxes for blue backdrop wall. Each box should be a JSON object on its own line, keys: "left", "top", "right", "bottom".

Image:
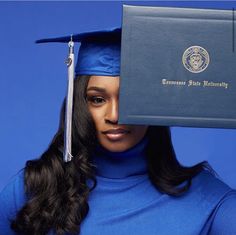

{"left": 0, "top": 1, "right": 235, "bottom": 191}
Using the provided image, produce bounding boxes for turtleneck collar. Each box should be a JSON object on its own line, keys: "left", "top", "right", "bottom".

{"left": 92, "top": 136, "right": 149, "bottom": 179}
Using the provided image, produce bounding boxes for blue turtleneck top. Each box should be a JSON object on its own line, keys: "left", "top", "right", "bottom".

{"left": 0, "top": 137, "right": 236, "bottom": 235}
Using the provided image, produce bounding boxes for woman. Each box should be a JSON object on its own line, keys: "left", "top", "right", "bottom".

{"left": 0, "top": 28, "right": 236, "bottom": 235}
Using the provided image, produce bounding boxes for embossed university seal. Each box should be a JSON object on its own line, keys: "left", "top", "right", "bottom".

{"left": 182, "top": 46, "right": 210, "bottom": 73}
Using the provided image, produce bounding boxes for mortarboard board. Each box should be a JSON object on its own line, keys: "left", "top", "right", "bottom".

{"left": 36, "top": 28, "right": 121, "bottom": 162}
{"left": 36, "top": 28, "right": 121, "bottom": 76}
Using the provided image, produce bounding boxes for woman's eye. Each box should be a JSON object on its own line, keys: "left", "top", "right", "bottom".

{"left": 87, "top": 96, "right": 105, "bottom": 105}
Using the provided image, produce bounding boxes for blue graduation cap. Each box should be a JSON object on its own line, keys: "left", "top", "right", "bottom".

{"left": 36, "top": 28, "right": 122, "bottom": 162}
{"left": 36, "top": 27, "right": 121, "bottom": 76}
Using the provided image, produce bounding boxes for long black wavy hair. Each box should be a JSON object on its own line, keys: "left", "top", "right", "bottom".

{"left": 11, "top": 75, "right": 208, "bottom": 235}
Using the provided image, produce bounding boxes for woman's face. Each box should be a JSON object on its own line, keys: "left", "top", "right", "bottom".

{"left": 86, "top": 75, "right": 148, "bottom": 152}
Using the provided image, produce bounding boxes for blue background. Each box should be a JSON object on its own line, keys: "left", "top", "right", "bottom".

{"left": 0, "top": 1, "right": 235, "bottom": 191}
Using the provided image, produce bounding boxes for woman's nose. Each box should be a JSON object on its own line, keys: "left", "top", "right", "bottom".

{"left": 105, "top": 99, "right": 119, "bottom": 124}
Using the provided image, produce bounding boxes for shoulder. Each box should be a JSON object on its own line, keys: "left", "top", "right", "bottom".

{"left": 190, "top": 170, "right": 236, "bottom": 234}
{"left": 174, "top": 170, "right": 233, "bottom": 218}
{"left": 190, "top": 169, "right": 232, "bottom": 197}
{"left": 0, "top": 170, "right": 26, "bottom": 207}
{"left": 208, "top": 190, "right": 236, "bottom": 235}
{"left": 0, "top": 170, "right": 27, "bottom": 232}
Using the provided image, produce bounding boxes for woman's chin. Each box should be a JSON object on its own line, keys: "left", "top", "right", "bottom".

{"left": 99, "top": 139, "right": 133, "bottom": 152}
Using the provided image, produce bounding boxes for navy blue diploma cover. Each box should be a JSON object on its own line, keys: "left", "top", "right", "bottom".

{"left": 119, "top": 5, "right": 236, "bottom": 128}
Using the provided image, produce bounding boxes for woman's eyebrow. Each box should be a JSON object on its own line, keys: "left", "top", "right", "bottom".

{"left": 86, "top": 86, "right": 106, "bottom": 93}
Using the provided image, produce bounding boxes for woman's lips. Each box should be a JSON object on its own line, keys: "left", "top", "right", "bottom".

{"left": 102, "top": 129, "right": 130, "bottom": 141}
